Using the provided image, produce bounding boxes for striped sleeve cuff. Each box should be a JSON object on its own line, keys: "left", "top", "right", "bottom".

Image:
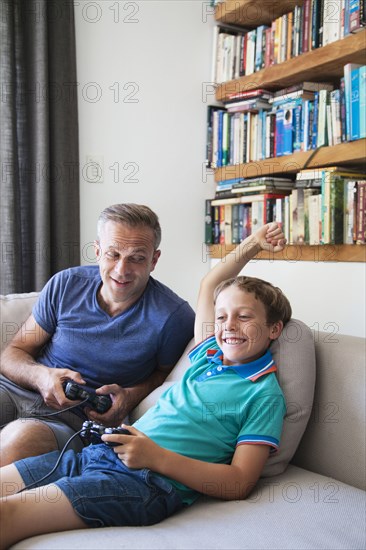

{"left": 237, "top": 434, "right": 280, "bottom": 454}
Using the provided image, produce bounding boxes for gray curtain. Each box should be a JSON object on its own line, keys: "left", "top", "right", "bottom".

{"left": 0, "top": 0, "right": 80, "bottom": 294}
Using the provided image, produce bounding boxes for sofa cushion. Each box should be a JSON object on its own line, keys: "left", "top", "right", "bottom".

{"left": 11, "top": 465, "right": 366, "bottom": 550}
{"left": 132, "top": 319, "right": 316, "bottom": 478}
{"left": 0, "top": 292, "right": 39, "bottom": 353}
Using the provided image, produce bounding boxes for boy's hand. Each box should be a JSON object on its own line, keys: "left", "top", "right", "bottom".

{"left": 102, "top": 425, "right": 163, "bottom": 470}
{"left": 253, "top": 222, "right": 286, "bottom": 253}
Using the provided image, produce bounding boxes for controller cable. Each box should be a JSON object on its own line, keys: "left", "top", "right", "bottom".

{"left": 17, "top": 427, "right": 87, "bottom": 493}
{"left": 0, "top": 398, "right": 90, "bottom": 430}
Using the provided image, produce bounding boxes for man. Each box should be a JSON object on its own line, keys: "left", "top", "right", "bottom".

{"left": 0, "top": 204, "right": 195, "bottom": 466}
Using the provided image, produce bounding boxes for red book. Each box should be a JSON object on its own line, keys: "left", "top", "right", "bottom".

{"left": 303, "top": 0, "right": 311, "bottom": 53}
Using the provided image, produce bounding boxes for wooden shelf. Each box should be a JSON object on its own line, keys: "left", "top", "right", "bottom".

{"left": 208, "top": 244, "right": 366, "bottom": 262}
{"left": 216, "top": 31, "right": 366, "bottom": 100}
{"left": 209, "top": 3, "right": 366, "bottom": 262}
{"left": 214, "top": 139, "right": 366, "bottom": 181}
{"left": 215, "top": 0, "right": 304, "bottom": 28}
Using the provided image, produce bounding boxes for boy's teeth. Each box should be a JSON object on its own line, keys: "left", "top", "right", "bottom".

{"left": 225, "top": 338, "right": 242, "bottom": 344}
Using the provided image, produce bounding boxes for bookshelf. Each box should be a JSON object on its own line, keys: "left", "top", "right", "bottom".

{"left": 207, "top": 1, "right": 366, "bottom": 263}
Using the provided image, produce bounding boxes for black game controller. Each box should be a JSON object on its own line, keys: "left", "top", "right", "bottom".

{"left": 80, "top": 420, "right": 131, "bottom": 446}
{"left": 63, "top": 381, "right": 112, "bottom": 414}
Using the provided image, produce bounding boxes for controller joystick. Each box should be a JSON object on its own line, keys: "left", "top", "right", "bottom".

{"left": 63, "top": 381, "right": 112, "bottom": 414}
{"left": 81, "top": 420, "right": 131, "bottom": 447}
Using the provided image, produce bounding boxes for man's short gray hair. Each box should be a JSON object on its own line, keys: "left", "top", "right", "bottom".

{"left": 97, "top": 203, "right": 162, "bottom": 249}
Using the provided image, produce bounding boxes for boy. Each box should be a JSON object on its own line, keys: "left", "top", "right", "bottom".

{"left": 0, "top": 222, "right": 290, "bottom": 548}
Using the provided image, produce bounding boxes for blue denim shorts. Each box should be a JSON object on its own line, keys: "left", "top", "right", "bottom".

{"left": 15, "top": 444, "right": 183, "bottom": 528}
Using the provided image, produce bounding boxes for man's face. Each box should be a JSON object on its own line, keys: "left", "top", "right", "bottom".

{"left": 94, "top": 221, "right": 160, "bottom": 313}
{"left": 214, "top": 286, "right": 282, "bottom": 365}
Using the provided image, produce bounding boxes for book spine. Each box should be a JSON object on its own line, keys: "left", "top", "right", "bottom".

{"left": 350, "top": 0, "right": 361, "bottom": 32}
{"left": 356, "top": 181, "right": 366, "bottom": 243}
{"left": 351, "top": 67, "right": 360, "bottom": 140}
{"left": 205, "top": 199, "right": 213, "bottom": 244}
{"left": 359, "top": 65, "right": 366, "bottom": 138}
{"left": 344, "top": 180, "right": 356, "bottom": 244}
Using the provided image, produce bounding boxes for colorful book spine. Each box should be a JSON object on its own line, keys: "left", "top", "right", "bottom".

{"left": 359, "top": 65, "right": 366, "bottom": 138}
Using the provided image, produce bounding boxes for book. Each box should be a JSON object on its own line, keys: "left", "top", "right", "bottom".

{"left": 359, "top": 65, "right": 366, "bottom": 138}
{"left": 351, "top": 66, "right": 361, "bottom": 140}
{"left": 204, "top": 199, "right": 213, "bottom": 244}
{"left": 344, "top": 62, "right": 362, "bottom": 141}
{"left": 344, "top": 180, "right": 357, "bottom": 244}
{"left": 356, "top": 180, "right": 366, "bottom": 243}
{"left": 308, "top": 193, "right": 322, "bottom": 245}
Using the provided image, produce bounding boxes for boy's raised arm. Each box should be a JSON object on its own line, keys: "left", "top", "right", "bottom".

{"left": 194, "top": 222, "right": 286, "bottom": 344}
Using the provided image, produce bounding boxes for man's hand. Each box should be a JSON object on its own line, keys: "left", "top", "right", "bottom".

{"left": 102, "top": 425, "right": 163, "bottom": 470}
{"left": 86, "top": 384, "right": 132, "bottom": 426}
{"left": 35, "top": 367, "right": 86, "bottom": 410}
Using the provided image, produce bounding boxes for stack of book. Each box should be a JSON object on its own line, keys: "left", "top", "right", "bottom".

{"left": 204, "top": 169, "right": 366, "bottom": 245}
{"left": 206, "top": 66, "right": 366, "bottom": 168}
{"left": 212, "top": 1, "right": 366, "bottom": 83}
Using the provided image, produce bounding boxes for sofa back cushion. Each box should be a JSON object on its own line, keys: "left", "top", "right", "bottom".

{"left": 0, "top": 292, "right": 39, "bottom": 353}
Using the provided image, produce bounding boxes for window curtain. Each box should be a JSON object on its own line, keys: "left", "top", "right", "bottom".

{"left": 0, "top": 0, "right": 80, "bottom": 294}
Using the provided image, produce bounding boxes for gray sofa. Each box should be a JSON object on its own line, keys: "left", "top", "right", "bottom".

{"left": 1, "top": 292, "right": 365, "bottom": 550}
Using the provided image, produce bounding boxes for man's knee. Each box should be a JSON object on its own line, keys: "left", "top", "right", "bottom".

{"left": 0, "top": 419, "right": 58, "bottom": 466}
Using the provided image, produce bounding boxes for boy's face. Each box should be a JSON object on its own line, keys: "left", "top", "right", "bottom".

{"left": 214, "top": 286, "right": 282, "bottom": 365}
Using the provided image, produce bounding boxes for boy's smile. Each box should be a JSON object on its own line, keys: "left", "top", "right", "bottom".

{"left": 214, "top": 286, "right": 282, "bottom": 365}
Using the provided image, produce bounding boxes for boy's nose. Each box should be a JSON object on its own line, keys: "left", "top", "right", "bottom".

{"left": 224, "top": 317, "right": 237, "bottom": 331}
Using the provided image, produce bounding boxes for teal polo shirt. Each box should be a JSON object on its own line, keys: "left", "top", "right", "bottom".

{"left": 134, "top": 336, "right": 286, "bottom": 505}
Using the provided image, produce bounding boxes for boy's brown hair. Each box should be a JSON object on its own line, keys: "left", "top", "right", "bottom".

{"left": 213, "top": 276, "right": 292, "bottom": 326}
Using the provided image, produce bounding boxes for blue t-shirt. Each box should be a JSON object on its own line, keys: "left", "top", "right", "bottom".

{"left": 135, "top": 336, "right": 286, "bottom": 505}
{"left": 33, "top": 266, "right": 195, "bottom": 390}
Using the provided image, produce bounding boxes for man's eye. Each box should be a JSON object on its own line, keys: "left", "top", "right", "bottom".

{"left": 106, "top": 252, "right": 119, "bottom": 259}
{"left": 129, "top": 256, "right": 145, "bottom": 263}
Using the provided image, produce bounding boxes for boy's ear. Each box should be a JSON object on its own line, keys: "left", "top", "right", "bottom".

{"left": 269, "top": 321, "right": 283, "bottom": 340}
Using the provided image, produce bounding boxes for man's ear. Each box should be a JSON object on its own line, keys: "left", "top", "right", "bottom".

{"left": 269, "top": 321, "right": 283, "bottom": 341}
{"left": 94, "top": 240, "right": 101, "bottom": 261}
{"left": 150, "top": 249, "right": 161, "bottom": 271}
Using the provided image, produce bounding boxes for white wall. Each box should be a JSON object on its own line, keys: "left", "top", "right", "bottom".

{"left": 74, "top": 0, "right": 216, "bottom": 310}
{"left": 74, "top": 1, "right": 365, "bottom": 338}
{"left": 212, "top": 258, "right": 366, "bottom": 339}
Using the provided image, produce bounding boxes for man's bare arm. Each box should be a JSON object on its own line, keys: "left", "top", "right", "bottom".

{"left": 0, "top": 314, "right": 85, "bottom": 409}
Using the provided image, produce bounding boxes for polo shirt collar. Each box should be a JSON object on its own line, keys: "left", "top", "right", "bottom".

{"left": 206, "top": 347, "right": 277, "bottom": 381}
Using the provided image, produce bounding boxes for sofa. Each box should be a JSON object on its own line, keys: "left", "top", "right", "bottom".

{"left": 1, "top": 292, "right": 365, "bottom": 550}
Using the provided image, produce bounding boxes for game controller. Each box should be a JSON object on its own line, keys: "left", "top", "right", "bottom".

{"left": 63, "top": 381, "right": 112, "bottom": 414}
{"left": 80, "top": 420, "right": 131, "bottom": 446}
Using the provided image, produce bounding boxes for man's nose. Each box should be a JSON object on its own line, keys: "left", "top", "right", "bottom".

{"left": 114, "top": 257, "right": 129, "bottom": 275}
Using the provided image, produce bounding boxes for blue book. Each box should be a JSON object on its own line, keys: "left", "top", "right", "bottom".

{"left": 351, "top": 67, "right": 360, "bottom": 140}
{"left": 293, "top": 105, "right": 302, "bottom": 152}
{"left": 359, "top": 65, "right": 366, "bottom": 139}
{"left": 311, "top": 92, "right": 319, "bottom": 149}
{"left": 275, "top": 109, "right": 285, "bottom": 157}
{"left": 344, "top": 0, "right": 350, "bottom": 36}
{"left": 255, "top": 26, "right": 266, "bottom": 72}
{"left": 344, "top": 63, "right": 361, "bottom": 141}
{"left": 283, "top": 107, "right": 293, "bottom": 155}
{"left": 217, "top": 110, "right": 224, "bottom": 167}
